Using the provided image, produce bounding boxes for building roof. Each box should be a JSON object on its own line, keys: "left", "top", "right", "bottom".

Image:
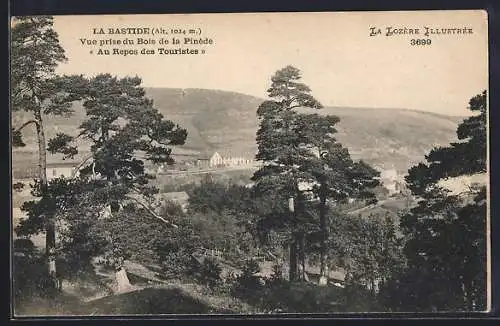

{"left": 46, "top": 162, "right": 79, "bottom": 168}
{"left": 217, "top": 150, "right": 256, "bottom": 158}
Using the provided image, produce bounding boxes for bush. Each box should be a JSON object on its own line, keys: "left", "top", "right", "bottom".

{"left": 265, "top": 262, "right": 286, "bottom": 287}
{"left": 232, "top": 259, "right": 263, "bottom": 298}
{"left": 13, "top": 250, "right": 63, "bottom": 302}
{"left": 158, "top": 250, "right": 197, "bottom": 282}
{"left": 196, "top": 258, "right": 222, "bottom": 289}
{"left": 340, "top": 282, "right": 382, "bottom": 312}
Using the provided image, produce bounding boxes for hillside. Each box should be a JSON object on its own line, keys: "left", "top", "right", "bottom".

{"left": 12, "top": 87, "right": 464, "bottom": 174}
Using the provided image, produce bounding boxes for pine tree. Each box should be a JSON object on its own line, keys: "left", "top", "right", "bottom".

{"left": 252, "top": 65, "right": 322, "bottom": 281}
{"left": 11, "top": 16, "right": 84, "bottom": 289}
{"left": 396, "top": 90, "right": 487, "bottom": 311}
{"left": 252, "top": 66, "right": 380, "bottom": 283}
{"left": 43, "top": 73, "right": 188, "bottom": 291}
{"left": 65, "top": 74, "right": 187, "bottom": 289}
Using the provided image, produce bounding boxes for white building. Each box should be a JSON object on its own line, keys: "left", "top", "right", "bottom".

{"left": 208, "top": 151, "right": 254, "bottom": 168}
{"left": 46, "top": 163, "right": 78, "bottom": 180}
{"left": 376, "top": 165, "right": 401, "bottom": 195}
{"left": 209, "top": 152, "right": 224, "bottom": 167}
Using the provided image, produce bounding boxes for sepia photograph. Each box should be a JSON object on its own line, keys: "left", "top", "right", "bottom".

{"left": 10, "top": 10, "right": 489, "bottom": 316}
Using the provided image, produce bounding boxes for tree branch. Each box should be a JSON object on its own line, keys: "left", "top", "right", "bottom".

{"left": 71, "top": 154, "right": 94, "bottom": 178}
{"left": 125, "top": 195, "right": 178, "bottom": 229}
{"left": 14, "top": 119, "right": 39, "bottom": 132}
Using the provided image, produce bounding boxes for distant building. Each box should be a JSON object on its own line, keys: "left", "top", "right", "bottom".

{"left": 209, "top": 152, "right": 224, "bottom": 167}
{"left": 196, "top": 157, "right": 210, "bottom": 169}
{"left": 46, "top": 163, "right": 78, "bottom": 180}
{"left": 194, "top": 151, "right": 256, "bottom": 169}
{"left": 12, "top": 150, "right": 89, "bottom": 180}
{"left": 376, "top": 165, "right": 401, "bottom": 195}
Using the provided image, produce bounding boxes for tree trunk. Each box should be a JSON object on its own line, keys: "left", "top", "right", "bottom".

{"left": 298, "top": 231, "right": 307, "bottom": 281}
{"left": 35, "top": 111, "right": 59, "bottom": 290}
{"left": 114, "top": 267, "right": 132, "bottom": 293}
{"left": 288, "top": 197, "right": 298, "bottom": 281}
{"left": 319, "top": 184, "right": 329, "bottom": 286}
{"left": 289, "top": 235, "right": 298, "bottom": 281}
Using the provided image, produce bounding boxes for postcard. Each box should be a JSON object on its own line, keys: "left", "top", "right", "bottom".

{"left": 10, "top": 10, "right": 489, "bottom": 316}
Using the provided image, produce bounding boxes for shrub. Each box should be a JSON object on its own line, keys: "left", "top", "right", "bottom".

{"left": 232, "top": 259, "right": 263, "bottom": 298}
{"left": 265, "top": 262, "right": 285, "bottom": 287}
{"left": 12, "top": 250, "right": 63, "bottom": 302}
{"left": 158, "top": 250, "right": 197, "bottom": 282}
{"left": 196, "top": 258, "right": 222, "bottom": 289}
{"left": 340, "top": 282, "right": 381, "bottom": 312}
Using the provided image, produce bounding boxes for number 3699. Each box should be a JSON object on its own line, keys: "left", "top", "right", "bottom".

{"left": 410, "top": 39, "right": 432, "bottom": 46}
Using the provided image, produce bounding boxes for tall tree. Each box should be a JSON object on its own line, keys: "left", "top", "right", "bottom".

{"left": 395, "top": 90, "right": 487, "bottom": 311}
{"left": 253, "top": 66, "right": 380, "bottom": 283}
{"left": 11, "top": 16, "right": 83, "bottom": 288}
{"left": 49, "top": 74, "right": 187, "bottom": 291}
{"left": 252, "top": 65, "right": 322, "bottom": 281}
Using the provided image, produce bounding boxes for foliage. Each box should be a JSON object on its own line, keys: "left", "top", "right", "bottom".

{"left": 13, "top": 241, "right": 61, "bottom": 301}
{"left": 252, "top": 65, "right": 381, "bottom": 281}
{"left": 253, "top": 66, "right": 322, "bottom": 196}
{"left": 233, "top": 279, "right": 369, "bottom": 313}
{"left": 11, "top": 15, "right": 85, "bottom": 145}
{"left": 232, "top": 259, "right": 263, "bottom": 298}
{"left": 185, "top": 178, "right": 266, "bottom": 257}
{"left": 57, "top": 211, "right": 108, "bottom": 279}
{"left": 15, "top": 177, "right": 85, "bottom": 237}
{"left": 305, "top": 211, "right": 405, "bottom": 290}
{"left": 12, "top": 129, "right": 26, "bottom": 147}
{"left": 262, "top": 262, "right": 287, "bottom": 289}
{"left": 195, "top": 258, "right": 222, "bottom": 288}
{"left": 11, "top": 16, "right": 86, "bottom": 291}
{"left": 12, "top": 182, "right": 25, "bottom": 192}
{"left": 340, "top": 282, "right": 383, "bottom": 312}
{"left": 41, "top": 74, "right": 189, "bottom": 277}
{"left": 187, "top": 175, "right": 255, "bottom": 214}
{"left": 387, "top": 91, "right": 488, "bottom": 312}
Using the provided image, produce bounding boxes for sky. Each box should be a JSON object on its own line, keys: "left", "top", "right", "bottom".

{"left": 49, "top": 10, "right": 488, "bottom": 116}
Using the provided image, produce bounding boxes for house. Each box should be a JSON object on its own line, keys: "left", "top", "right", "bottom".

{"left": 46, "top": 162, "right": 78, "bottom": 180}
{"left": 208, "top": 151, "right": 255, "bottom": 168}
{"left": 376, "top": 165, "right": 400, "bottom": 195}
{"left": 196, "top": 157, "right": 210, "bottom": 168}
{"left": 209, "top": 152, "right": 224, "bottom": 168}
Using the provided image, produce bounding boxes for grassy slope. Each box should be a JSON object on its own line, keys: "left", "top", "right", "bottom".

{"left": 12, "top": 87, "right": 463, "bottom": 174}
